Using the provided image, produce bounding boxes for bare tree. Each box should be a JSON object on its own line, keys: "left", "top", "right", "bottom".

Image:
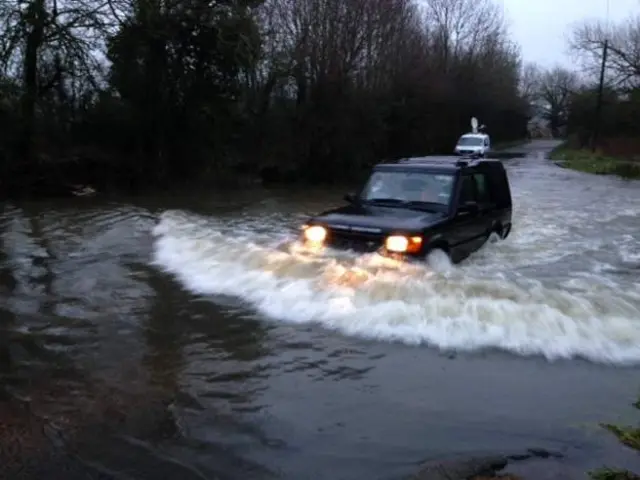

{"left": 569, "top": 16, "right": 640, "bottom": 91}
{"left": 519, "top": 62, "right": 541, "bottom": 102}
{"left": 421, "top": 0, "right": 504, "bottom": 66}
{"left": 0, "top": 0, "right": 113, "bottom": 161}
{"left": 536, "top": 66, "right": 579, "bottom": 136}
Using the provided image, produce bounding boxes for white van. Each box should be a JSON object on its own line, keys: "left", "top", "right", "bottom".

{"left": 453, "top": 132, "right": 491, "bottom": 157}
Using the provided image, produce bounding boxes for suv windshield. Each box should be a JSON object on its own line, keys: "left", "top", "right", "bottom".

{"left": 457, "top": 136, "right": 483, "bottom": 146}
{"left": 359, "top": 170, "right": 454, "bottom": 206}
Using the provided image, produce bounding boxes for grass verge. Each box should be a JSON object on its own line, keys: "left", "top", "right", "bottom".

{"left": 589, "top": 396, "right": 640, "bottom": 480}
{"left": 549, "top": 145, "right": 640, "bottom": 179}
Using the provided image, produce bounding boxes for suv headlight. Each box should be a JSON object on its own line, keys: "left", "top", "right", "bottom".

{"left": 385, "top": 235, "right": 422, "bottom": 253}
{"left": 303, "top": 225, "right": 327, "bottom": 243}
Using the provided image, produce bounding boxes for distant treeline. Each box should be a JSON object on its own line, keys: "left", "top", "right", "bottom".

{"left": 0, "top": 0, "right": 533, "bottom": 196}
{"left": 522, "top": 14, "right": 640, "bottom": 156}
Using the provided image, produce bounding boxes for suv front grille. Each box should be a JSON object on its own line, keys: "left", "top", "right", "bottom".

{"left": 327, "top": 229, "right": 383, "bottom": 253}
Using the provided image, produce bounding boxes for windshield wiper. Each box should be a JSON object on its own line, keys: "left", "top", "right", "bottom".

{"left": 364, "top": 198, "right": 405, "bottom": 207}
{"left": 402, "top": 200, "right": 442, "bottom": 211}
{"left": 366, "top": 198, "right": 441, "bottom": 211}
{"left": 365, "top": 198, "right": 405, "bottom": 204}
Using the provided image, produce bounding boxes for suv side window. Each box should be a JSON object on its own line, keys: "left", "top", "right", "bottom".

{"left": 473, "top": 173, "right": 490, "bottom": 203}
{"left": 485, "top": 164, "right": 510, "bottom": 207}
{"left": 458, "top": 175, "right": 477, "bottom": 205}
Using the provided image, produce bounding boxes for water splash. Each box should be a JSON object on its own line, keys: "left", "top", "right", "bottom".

{"left": 151, "top": 210, "right": 640, "bottom": 365}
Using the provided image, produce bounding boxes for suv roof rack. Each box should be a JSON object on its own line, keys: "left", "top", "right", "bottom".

{"left": 398, "top": 155, "right": 465, "bottom": 165}
{"left": 396, "top": 155, "right": 484, "bottom": 168}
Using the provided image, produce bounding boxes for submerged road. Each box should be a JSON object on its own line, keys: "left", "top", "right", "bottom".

{"left": 1, "top": 140, "right": 640, "bottom": 479}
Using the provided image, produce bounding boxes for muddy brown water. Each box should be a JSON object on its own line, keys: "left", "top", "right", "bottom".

{"left": 1, "top": 140, "right": 640, "bottom": 479}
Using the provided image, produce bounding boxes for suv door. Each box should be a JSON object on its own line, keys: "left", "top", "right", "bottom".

{"left": 473, "top": 169, "right": 501, "bottom": 236}
{"left": 484, "top": 163, "right": 512, "bottom": 237}
{"left": 450, "top": 174, "right": 488, "bottom": 258}
{"left": 473, "top": 171, "right": 495, "bottom": 210}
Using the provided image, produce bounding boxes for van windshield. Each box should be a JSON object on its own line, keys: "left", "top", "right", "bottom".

{"left": 457, "top": 136, "right": 484, "bottom": 146}
{"left": 360, "top": 171, "right": 454, "bottom": 206}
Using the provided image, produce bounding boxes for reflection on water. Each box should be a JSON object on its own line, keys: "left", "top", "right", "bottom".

{"left": 1, "top": 141, "right": 640, "bottom": 479}
{"left": 0, "top": 203, "right": 277, "bottom": 479}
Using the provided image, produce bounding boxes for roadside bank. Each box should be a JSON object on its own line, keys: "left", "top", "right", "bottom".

{"left": 549, "top": 144, "right": 640, "bottom": 179}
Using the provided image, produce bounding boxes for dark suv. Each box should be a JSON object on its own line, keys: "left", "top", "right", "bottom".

{"left": 299, "top": 156, "right": 512, "bottom": 263}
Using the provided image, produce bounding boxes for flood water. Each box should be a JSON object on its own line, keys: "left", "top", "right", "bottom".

{"left": 1, "top": 140, "right": 640, "bottom": 479}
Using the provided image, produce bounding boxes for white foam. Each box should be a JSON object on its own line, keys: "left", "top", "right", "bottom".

{"left": 151, "top": 211, "right": 640, "bottom": 365}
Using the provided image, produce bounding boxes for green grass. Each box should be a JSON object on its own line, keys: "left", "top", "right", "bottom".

{"left": 550, "top": 145, "right": 640, "bottom": 179}
{"left": 590, "top": 468, "right": 640, "bottom": 480}
{"left": 589, "top": 396, "right": 640, "bottom": 480}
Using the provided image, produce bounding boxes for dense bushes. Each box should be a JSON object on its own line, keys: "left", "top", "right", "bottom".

{"left": 0, "top": 0, "right": 530, "bottom": 195}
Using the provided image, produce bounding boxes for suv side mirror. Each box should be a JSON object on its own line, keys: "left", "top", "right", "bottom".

{"left": 459, "top": 201, "right": 479, "bottom": 214}
{"left": 344, "top": 192, "right": 357, "bottom": 204}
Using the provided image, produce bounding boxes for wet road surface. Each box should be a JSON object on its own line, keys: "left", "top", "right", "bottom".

{"left": 1, "top": 140, "right": 640, "bottom": 479}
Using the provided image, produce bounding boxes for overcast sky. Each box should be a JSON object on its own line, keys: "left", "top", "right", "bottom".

{"left": 504, "top": 0, "right": 639, "bottom": 67}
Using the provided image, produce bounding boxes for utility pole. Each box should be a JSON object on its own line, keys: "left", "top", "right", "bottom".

{"left": 591, "top": 0, "right": 610, "bottom": 152}
{"left": 591, "top": 39, "right": 609, "bottom": 152}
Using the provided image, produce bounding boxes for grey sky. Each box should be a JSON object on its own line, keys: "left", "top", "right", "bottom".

{"left": 504, "top": 0, "right": 639, "bottom": 67}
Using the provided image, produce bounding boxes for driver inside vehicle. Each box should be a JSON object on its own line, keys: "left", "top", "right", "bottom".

{"left": 365, "top": 172, "right": 453, "bottom": 205}
{"left": 401, "top": 177, "right": 442, "bottom": 203}
{"left": 368, "top": 174, "right": 401, "bottom": 199}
